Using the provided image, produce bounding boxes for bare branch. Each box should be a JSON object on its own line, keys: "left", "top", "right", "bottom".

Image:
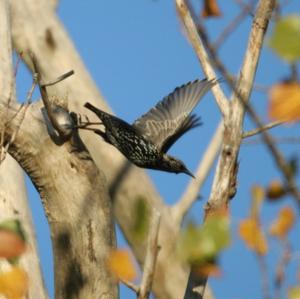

{"left": 257, "top": 255, "right": 271, "bottom": 299}
{"left": 206, "top": 0, "right": 276, "bottom": 208}
{"left": 242, "top": 120, "right": 283, "bottom": 138}
{"left": 175, "top": 0, "right": 229, "bottom": 117}
{"left": 138, "top": 210, "right": 161, "bottom": 299}
{"left": 41, "top": 70, "right": 74, "bottom": 87}
{"left": 31, "top": 54, "right": 73, "bottom": 138}
{"left": 176, "top": 0, "right": 276, "bottom": 297}
{"left": 10, "top": 1, "right": 197, "bottom": 297}
{"left": 274, "top": 239, "right": 291, "bottom": 299}
{"left": 171, "top": 122, "right": 223, "bottom": 225}
{"left": 195, "top": 0, "right": 300, "bottom": 205}
{"left": 120, "top": 210, "right": 161, "bottom": 299}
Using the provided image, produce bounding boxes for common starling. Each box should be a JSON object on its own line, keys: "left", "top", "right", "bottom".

{"left": 83, "top": 78, "right": 217, "bottom": 177}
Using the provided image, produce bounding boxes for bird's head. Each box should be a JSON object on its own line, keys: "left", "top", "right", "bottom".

{"left": 162, "top": 154, "right": 195, "bottom": 178}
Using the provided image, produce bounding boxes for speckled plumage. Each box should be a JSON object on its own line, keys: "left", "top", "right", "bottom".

{"left": 84, "top": 78, "right": 217, "bottom": 177}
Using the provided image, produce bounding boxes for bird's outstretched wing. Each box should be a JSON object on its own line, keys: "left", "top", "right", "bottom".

{"left": 133, "top": 78, "right": 217, "bottom": 152}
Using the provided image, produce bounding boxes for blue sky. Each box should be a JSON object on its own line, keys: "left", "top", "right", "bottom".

{"left": 15, "top": 1, "right": 300, "bottom": 298}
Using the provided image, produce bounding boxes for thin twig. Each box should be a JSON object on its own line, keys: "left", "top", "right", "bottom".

{"left": 172, "top": 122, "right": 223, "bottom": 225}
{"left": 41, "top": 70, "right": 74, "bottom": 87}
{"left": 240, "top": 96, "right": 300, "bottom": 204}
{"left": 120, "top": 210, "right": 161, "bottom": 298}
{"left": 213, "top": 0, "right": 256, "bottom": 48}
{"left": 0, "top": 53, "right": 35, "bottom": 164}
{"left": 14, "top": 51, "right": 23, "bottom": 77}
{"left": 243, "top": 120, "right": 283, "bottom": 138}
{"left": 120, "top": 278, "right": 140, "bottom": 293}
{"left": 235, "top": 0, "right": 255, "bottom": 15}
{"left": 291, "top": 63, "right": 298, "bottom": 82}
{"left": 243, "top": 136, "right": 300, "bottom": 145}
{"left": 274, "top": 239, "right": 291, "bottom": 299}
{"left": 26, "top": 73, "right": 38, "bottom": 104}
{"left": 138, "top": 210, "right": 161, "bottom": 299}
{"left": 30, "top": 53, "right": 73, "bottom": 138}
{"left": 257, "top": 255, "right": 271, "bottom": 299}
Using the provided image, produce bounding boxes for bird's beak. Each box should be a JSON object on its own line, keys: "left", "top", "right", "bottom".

{"left": 183, "top": 168, "right": 195, "bottom": 178}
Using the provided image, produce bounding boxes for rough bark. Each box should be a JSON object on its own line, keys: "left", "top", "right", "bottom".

{"left": 0, "top": 100, "right": 118, "bottom": 299}
{"left": 9, "top": 1, "right": 206, "bottom": 298}
{"left": 207, "top": 0, "right": 276, "bottom": 209}
{"left": 0, "top": 1, "right": 48, "bottom": 298}
{"left": 1, "top": 2, "right": 117, "bottom": 298}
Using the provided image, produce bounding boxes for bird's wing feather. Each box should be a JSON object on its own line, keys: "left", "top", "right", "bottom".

{"left": 133, "top": 78, "right": 217, "bottom": 151}
{"left": 161, "top": 114, "right": 202, "bottom": 153}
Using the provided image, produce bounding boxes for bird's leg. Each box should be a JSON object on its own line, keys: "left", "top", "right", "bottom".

{"left": 76, "top": 113, "right": 103, "bottom": 129}
{"left": 78, "top": 126, "right": 109, "bottom": 143}
{"left": 76, "top": 122, "right": 103, "bottom": 128}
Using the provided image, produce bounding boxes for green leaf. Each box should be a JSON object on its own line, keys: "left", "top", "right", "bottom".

{"left": 177, "top": 216, "right": 230, "bottom": 264}
{"left": 268, "top": 15, "right": 300, "bottom": 62}
{"left": 131, "top": 196, "right": 149, "bottom": 241}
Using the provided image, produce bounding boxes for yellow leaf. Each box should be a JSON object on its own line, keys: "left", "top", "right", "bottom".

{"left": 268, "top": 82, "right": 300, "bottom": 122}
{"left": 0, "top": 267, "right": 28, "bottom": 299}
{"left": 106, "top": 249, "right": 137, "bottom": 281}
{"left": 239, "top": 218, "right": 268, "bottom": 255}
{"left": 0, "top": 230, "right": 26, "bottom": 259}
{"left": 269, "top": 206, "right": 295, "bottom": 239}
{"left": 201, "top": 0, "right": 222, "bottom": 18}
{"left": 289, "top": 286, "right": 300, "bottom": 299}
{"left": 250, "top": 185, "right": 265, "bottom": 218}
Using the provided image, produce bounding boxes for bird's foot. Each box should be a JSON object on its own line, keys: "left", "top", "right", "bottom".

{"left": 76, "top": 113, "right": 103, "bottom": 129}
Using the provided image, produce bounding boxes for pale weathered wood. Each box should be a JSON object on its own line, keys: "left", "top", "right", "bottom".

{"left": 0, "top": 1, "right": 48, "bottom": 298}
{"left": 9, "top": 1, "right": 199, "bottom": 298}
{"left": 0, "top": 155, "right": 49, "bottom": 299}
{"left": 176, "top": 0, "right": 276, "bottom": 298}
{"left": 0, "top": 98, "right": 118, "bottom": 299}
{"left": 1, "top": 2, "right": 117, "bottom": 298}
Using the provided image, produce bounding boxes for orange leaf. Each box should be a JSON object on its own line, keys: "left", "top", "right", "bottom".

{"left": 266, "top": 180, "right": 287, "bottom": 201}
{"left": 106, "top": 249, "right": 137, "bottom": 281}
{"left": 268, "top": 81, "right": 300, "bottom": 122}
{"left": 269, "top": 206, "right": 295, "bottom": 239}
{"left": 0, "top": 230, "right": 26, "bottom": 259}
{"left": 0, "top": 267, "right": 28, "bottom": 299}
{"left": 192, "top": 263, "right": 221, "bottom": 278}
{"left": 239, "top": 218, "right": 268, "bottom": 255}
{"left": 202, "top": 0, "right": 222, "bottom": 18}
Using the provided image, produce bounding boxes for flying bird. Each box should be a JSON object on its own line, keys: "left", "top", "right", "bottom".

{"left": 83, "top": 78, "right": 217, "bottom": 177}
